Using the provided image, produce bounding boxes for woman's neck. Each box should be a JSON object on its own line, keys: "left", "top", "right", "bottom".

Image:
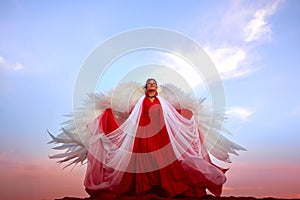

{"left": 147, "top": 91, "right": 156, "bottom": 97}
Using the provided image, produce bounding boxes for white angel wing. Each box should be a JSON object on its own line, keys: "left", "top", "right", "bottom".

{"left": 159, "top": 84, "right": 246, "bottom": 163}
{"left": 48, "top": 81, "right": 245, "bottom": 168}
{"left": 48, "top": 82, "right": 144, "bottom": 168}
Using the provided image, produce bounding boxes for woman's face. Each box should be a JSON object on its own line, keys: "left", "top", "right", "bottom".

{"left": 146, "top": 80, "right": 157, "bottom": 91}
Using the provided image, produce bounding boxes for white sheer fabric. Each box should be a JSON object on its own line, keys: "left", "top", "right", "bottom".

{"left": 85, "top": 95, "right": 226, "bottom": 191}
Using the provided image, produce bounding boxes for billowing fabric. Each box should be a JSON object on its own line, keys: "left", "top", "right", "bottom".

{"left": 84, "top": 95, "right": 226, "bottom": 197}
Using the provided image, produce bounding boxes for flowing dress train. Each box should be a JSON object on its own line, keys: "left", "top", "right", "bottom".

{"left": 85, "top": 96, "right": 226, "bottom": 198}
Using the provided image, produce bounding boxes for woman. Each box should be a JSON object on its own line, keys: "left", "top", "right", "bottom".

{"left": 49, "top": 79, "right": 245, "bottom": 198}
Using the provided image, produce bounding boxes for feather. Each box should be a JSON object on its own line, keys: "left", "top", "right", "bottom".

{"left": 48, "top": 81, "right": 245, "bottom": 169}
{"left": 48, "top": 82, "right": 144, "bottom": 168}
{"left": 158, "top": 84, "right": 246, "bottom": 163}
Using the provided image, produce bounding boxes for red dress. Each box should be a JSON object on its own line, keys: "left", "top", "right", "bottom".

{"left": 85, "top": 96, "right": 225, "bottom": 198}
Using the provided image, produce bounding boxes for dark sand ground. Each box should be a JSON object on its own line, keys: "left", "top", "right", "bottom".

{"left": 55, "top": 194, "right": 299, "bottom": 200}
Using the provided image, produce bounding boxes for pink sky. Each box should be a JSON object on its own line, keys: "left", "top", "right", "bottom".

{"left": 223, "top": 162, "right": 300, "bottom": 198}
{"left": 1, "top": 153, "right": 299, "bottom": 200}
{"left": 0, "top": 154, "right": 87, "bottom": 200}
{"left": 1, "top": 1, "right": 300, "bottom": 200}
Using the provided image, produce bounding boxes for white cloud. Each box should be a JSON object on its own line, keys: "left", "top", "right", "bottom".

{"left": 158, "top": 52, "right": 207, "bottom": 91}
{"left": 227, "top": 107, "right": 253, "bottom": 121}
{"left": 13, "top": 62, "right": 24, "bottom": 71}
{"left": 199, "top": 0, "right": 281, "bottom": 80}
{"left": 244, "top": 0, "right": 281, "bottom": 42}
{"left": 204, "top": 46, "right": 256, "bottom": 80}
{"left": 0, "top": 56, "right": 24, "bottom": 72}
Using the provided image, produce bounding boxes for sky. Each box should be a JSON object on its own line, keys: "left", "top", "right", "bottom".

{"left": 1, "top": 0, "right": 300, "bottom": 199}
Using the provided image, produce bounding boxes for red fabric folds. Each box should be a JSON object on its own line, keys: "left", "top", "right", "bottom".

{"left": 85, "top": 96, "right": 226, "bottom": 198}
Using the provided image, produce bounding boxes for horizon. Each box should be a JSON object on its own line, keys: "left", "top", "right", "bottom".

{"left": 1, "top": 0, "right": 300, "bottom": 199}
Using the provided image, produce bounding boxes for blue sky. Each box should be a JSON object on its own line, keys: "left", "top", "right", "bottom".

{"left": 1, "top": 0, "right": 300, "bottom": 199}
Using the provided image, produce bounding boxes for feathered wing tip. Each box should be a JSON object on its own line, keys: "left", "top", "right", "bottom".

{"left": 158, "top": 84, "right": 246, "bottom": 163}
{"left": 196, "top": 104, "right": 247, "bottom": 163}
{"left": 48, "top": 81, "right": 245, "bottom": 168}
{"left": 47, "top": 91, "right": 103, "bottom": 169}
{"left": 48, "top": 81, "right": 144, "bottom": 169}
{"left": 47, "top": 128, "right": 88, "bottom": 169}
